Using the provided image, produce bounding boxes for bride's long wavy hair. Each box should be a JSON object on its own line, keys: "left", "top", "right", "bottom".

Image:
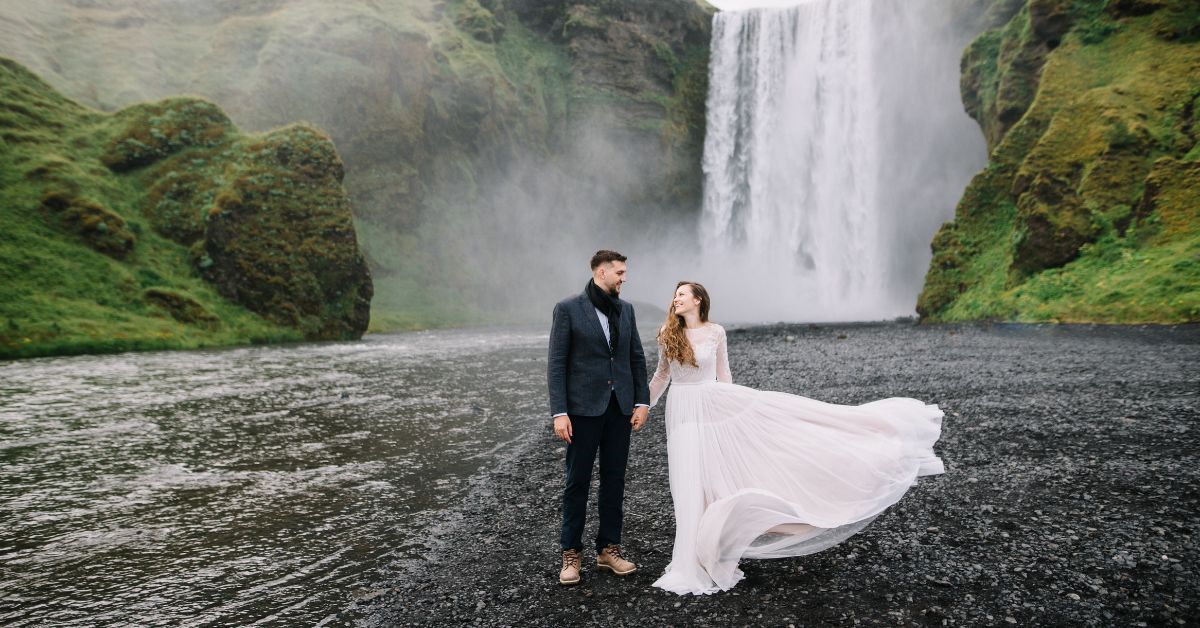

{"left": 657, "top": 281, "right": 710, "bottom": 368}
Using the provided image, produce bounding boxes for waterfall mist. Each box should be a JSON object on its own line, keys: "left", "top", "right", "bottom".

{"left": 419, "top": 111, "right": 697, "bottom": 324}
{"left": 665, "top": 0, "right": 990, "bottom": 324}
{"left": 482, "top": 0, "right": 996, "bottom": 326}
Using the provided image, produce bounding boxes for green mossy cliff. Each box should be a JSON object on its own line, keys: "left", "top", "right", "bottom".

{"left": 0, "top": 58, "right": 372, "bottom": 359}
{"left": 919, "top": 0, "right": 1200, "bottom": 323}
{"left": 0, "top": 0, "right": 713, "bottom": 330}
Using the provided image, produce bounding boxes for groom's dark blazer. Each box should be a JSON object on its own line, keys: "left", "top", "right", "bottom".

{"left": 548, "top": 291, "right": 650, "bottom": 417}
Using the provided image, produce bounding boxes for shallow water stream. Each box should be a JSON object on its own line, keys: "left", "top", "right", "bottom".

{"left": 0, "top": 329, "right": 550, "bottom": 626}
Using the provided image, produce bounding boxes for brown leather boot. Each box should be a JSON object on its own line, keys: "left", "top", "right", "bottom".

{"left": 596, "top": 544, "right": 636, "bottom": 576}
{"left": 559, "top": 549, "right": 582, "bottom": 585}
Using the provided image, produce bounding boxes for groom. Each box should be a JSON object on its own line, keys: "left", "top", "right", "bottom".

{"left": 548, "top": 250, "right": 650, "bottom": 585}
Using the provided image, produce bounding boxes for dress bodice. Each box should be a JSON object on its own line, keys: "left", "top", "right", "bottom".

{"left": 649, "top": 323, "right": 732, "bottom": 406}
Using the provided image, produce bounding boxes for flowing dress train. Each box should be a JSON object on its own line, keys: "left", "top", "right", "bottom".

{"left": 648, "top": 324, "right": 944, "bottom": 595}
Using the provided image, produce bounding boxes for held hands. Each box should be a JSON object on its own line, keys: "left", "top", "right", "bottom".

{"left": 631, "top": 406, "right": 649, "bottom": 431}
{"left": 554, "top": 407, "right": 648, "bottom": 443}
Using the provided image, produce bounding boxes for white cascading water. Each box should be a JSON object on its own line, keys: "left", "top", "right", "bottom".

{"left": 696, "top": 0, "right": 987, "bottom": 322}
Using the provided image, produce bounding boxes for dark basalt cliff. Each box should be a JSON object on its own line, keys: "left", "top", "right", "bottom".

{"left": 508, "top": 0, "right": 713, "bottom": 210}
{"left": 919, "top": 0, "right": 1200, "bottom": 323}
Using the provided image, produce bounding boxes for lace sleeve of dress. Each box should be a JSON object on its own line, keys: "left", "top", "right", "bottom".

{"left": 715, "top": 325, "right": 733, "bottom": 384}
{"left": 649, "top": 345, "right": 671, "bottom": 407}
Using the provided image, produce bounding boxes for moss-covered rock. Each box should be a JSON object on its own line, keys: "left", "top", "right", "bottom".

{"left": 144, "top": 170, "right": 214, "bottom": 245}
{"left": 1108, "top": 0, "right": 1167, "bottom": 18}
{"left": 919, "top": 0, "right": 1200, "bottom": 324}
{"left": 101, "top": 99, "right": 233, "bottom": 171}
{"left": 1029, "top": 0, "right": 1075, "bottom": 46}
{"left": 961, "top": 4, "right": 1060, "bottom": 151}
{"left": 0, "top": 57, "right": 371, "bottom": 358}
{"left": 1136, "top": 156, "right": 1200, "bottom": 241}
{"left": 457, "top": 0, "right": 506, "bottom": 42}
{"left": 198, "top": 125, "right": 372, "bottom": 339}
{"left": 143, "top": 287, "right": 221, "bottom": 328}
{"left": 1150, "top": 0, "right": 1200, "bottom": 41}
{"left": 40, "top": 191, "right": 136, "bottom": 259}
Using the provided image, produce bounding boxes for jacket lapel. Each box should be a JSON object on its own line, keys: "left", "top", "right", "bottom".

{"left": 615, "top": 302, "right": 629, "bottom": 352}
{"left": 578, "top": 293, "right": 608, "bottom": 349}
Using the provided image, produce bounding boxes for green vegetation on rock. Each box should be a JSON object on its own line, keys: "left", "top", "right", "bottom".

{"left": 0, "top": 0, "right": 713, "bottom": 331}
{"left": 919, "top": 0, "right": 1200, "bottom": 323}
{"left": 0, "top": 58, "right": 371, "bottom": 359}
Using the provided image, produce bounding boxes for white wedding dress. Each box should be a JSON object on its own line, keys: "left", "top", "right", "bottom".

{"left": 648, "top": 324, "right": 944, "bottom": 595}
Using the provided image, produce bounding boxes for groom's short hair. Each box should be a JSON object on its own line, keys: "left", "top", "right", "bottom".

{"left": 590, "top": 250, "right": 627, "bottom": 270}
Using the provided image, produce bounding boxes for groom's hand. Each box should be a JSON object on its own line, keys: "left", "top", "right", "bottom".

{"left": 553, "top": 415, "right": 573, "bottom": 444}
{"left": 631, "top": 406, "right": 648, "bottom": 431}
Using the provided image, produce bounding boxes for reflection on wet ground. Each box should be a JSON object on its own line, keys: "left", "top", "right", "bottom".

{"left": 0, "top": 329, "right": 549, "bottom": 626}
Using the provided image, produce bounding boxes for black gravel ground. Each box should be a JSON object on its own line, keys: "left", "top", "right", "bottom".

{"left": 357, "top": 322, "right": 1199, "bottom": 627}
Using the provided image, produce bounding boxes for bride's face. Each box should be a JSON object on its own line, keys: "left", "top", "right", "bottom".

{"left": 673, "top": 285, "right": 700, "bottom": 316}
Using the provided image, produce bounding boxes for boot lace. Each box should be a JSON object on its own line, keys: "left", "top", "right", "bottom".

{"left": 563, "top": 550, "right": 580, "bottom": 569}
{"left": 603, "top": 545, "right": 625, "bottom": 561}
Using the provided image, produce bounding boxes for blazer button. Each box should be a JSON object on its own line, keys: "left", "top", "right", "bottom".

{"left": 607, "top": 380, "right": 612, "bottom": 385}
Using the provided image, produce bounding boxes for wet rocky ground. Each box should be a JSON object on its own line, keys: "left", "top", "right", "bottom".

{"left": 355, "top": 322, "right": 1199, "bottom": 627}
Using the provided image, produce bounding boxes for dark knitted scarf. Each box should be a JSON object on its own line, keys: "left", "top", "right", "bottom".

{"left": 586, "top": 278, "right": 620, "bottom": 355}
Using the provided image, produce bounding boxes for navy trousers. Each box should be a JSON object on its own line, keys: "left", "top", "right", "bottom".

{"left": 560, "top": 392, "right": 632, "bottom": 553}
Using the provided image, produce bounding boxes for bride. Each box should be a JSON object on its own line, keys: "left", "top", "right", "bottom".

{"left": 647, "top": 281, "right": 945, "bottom": 595}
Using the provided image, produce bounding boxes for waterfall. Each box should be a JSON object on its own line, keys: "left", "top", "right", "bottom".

{"left": 698, "top": 0, "right": 987, "bottom": 322}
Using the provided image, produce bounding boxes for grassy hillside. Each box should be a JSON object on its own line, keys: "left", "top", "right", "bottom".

{"left": 0, "top": 58, "right": 371, "bottom": 359}
{"left": 0, "top": 0, "right": 714, "bottom": 331}
{"left": 918, "top": 0, "right": 1200, "bottom": 323}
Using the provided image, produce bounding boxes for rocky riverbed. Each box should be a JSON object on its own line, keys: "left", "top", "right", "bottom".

{"left": 356, "top": 322, "right": 1199, "bottom": 626}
